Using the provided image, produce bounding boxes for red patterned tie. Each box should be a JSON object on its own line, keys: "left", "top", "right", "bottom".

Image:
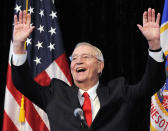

{"left": 82, "top": 92, "right": 92, "bottom": 127}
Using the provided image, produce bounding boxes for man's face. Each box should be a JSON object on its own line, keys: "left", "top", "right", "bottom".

{"left": 70, "top": 45, "right": 104, "bottom": 86}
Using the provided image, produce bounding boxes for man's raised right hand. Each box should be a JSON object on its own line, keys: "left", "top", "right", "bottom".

{"left": 13, "top": 10, "right": 35, "bottom": 54}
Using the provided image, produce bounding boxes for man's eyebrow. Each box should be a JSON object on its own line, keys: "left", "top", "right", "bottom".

{"left": 72, "top": 53, "right": 89, "bottom": 56}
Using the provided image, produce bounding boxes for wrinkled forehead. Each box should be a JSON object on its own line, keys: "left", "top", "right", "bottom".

{"left": 72, "top": 45, "right": 97, "bottom": 56}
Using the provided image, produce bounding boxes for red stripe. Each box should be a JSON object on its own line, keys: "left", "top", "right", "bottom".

{"left": 24, "top": 97, "right": 49, "bottom": 131}
{"left": 6, "top": 65, "right": 22, "bottom": 105}
{"left": 34, "top": 70, "right": 51, "bottom": 86}
{"left": 2, "top": 111, "right": 18, "bottom": 131}
{"left": 55, "top": 53, "right": 72, "bottom": 85}
{"left": 5, "top": 64, "right": 49, "bottom": 131}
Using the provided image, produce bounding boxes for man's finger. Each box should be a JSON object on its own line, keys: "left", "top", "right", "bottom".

{"left": 143, "top": 11, "right": 147, "bottom": 26}
{"left": 28, "top": 26, "right": 35, "bottom": 34}
{"left": 137, "top": 24, "right": 143, "bottom": 33}
{"left": 14, "top": 15, "right": 18, "bottom": 26}
{"left": 152, "top": 9, "right": 155, "bottom": 22}
{"left": 26, "top": 13, "right": 31, "bottom": 26}
{"left": 19, "top": 11, "right": 23, "bottom": 24}
{"left": 156, "top": 13, "right": 161, "bottom": 25}
{"left": 23, "top": 10, "right": 27, "bottom": 24}
{"left": 148, "top": 8, "right": 152, "bottom": 22}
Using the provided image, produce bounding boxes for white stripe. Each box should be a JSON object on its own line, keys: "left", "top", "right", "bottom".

{"left": 161, "top": 29, "right": 168, "bottom": 53}
{"left": 18, "top": 120, "right": 32, "bottom": 131}
{"left": 4, "top": 87, "right": 32, "bottom": 131}
{"left": 45, "top": 60, "right": 71, "bottom": 86}
{"left": 33, "top": 104, "right": 50, "bottom": 130}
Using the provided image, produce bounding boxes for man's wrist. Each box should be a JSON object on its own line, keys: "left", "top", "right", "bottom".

{"left": 148, "top": 39, "right": 160, "bottom": 50}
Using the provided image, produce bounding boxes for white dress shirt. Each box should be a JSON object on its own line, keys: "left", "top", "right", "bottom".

{"left": 78, "top": 82, "right": 100, "bottom": 121}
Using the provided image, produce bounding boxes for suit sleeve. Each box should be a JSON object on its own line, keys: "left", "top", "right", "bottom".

{"left": 11, "top": 58, "right": 55, "bottom": 112}
{"left": 126, "top": 56, "right": 166, "bottom": 101}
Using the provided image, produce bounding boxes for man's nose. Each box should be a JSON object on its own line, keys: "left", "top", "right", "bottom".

{"left": 75, "top": 58, "right": 84, "bottom": 65}
{"left": 75, "top": 56, "right": 84, "bottom": 63}
{"left": 76, "top": 60, "right": 84, "bottom": 65}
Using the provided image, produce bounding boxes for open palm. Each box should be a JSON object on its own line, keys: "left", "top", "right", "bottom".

{"left": 13, "top": 11, "right": 35, "bottom": 45}
{"left": 14, "top": 22, "right": 32, "bottom": 43}
{"left": 137, "top": 8, "right": 161, "bottom": 50}
{"left": 140, "top": 21, "right": 160, "bottom": 41}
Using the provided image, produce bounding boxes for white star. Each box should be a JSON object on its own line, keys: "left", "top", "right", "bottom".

{"left": 15, "top": 4, "right": 21, "bottom": 13}
{"left": 26, "top": 38, "right": 32, "bottom": 46}
{"left": 37, "top": 25, "right": 44, "bottom": 33}
{"left": 39, "top": 9, "right": 44, "bottom": 18}
{"left": 48, "top": 27, "right": 56, "bottom": 36}
{"left": 49, "top": 11, "right": 57, "bottom": 19}
{"left": 34, "top": 56, "right": 41, "bottom": 65}
{"left": 36, "top": 41, "right": 43, "bottom": 50}
{"left": 48, "top": 43, "right": 55, "bottom": 51}
{"left": 28, "top": 6, "right": 34, "bottom": 14}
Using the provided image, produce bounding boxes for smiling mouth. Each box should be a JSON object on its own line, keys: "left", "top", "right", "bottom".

{"left": 76, "top": 68, "right": 87, "bottom": 73}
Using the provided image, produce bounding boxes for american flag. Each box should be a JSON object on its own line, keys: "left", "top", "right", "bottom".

{"left": 3, "top": 0, "right": 72, "bottom": 130}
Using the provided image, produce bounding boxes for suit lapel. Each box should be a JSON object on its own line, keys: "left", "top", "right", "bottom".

{"left": 71, "top": 85, "right": 82, "bottom": 109}
{"left": 97, "top": 83, "right": 110, "bottom": 108}
{"left": 91, "top": 83, "right": 110, "bottom": 128}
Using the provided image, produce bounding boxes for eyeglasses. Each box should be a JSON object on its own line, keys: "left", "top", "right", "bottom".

{"left": 71, "top": 54, "right": 98, "bottom": 62}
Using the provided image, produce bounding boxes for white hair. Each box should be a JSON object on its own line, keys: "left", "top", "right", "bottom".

{"left": 74, "top": 42, "right": 104, "bottom": 62}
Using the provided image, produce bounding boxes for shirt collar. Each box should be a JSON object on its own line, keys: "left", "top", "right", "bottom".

{"left": 78, "top": 81, "right": 99, "bottom": 101}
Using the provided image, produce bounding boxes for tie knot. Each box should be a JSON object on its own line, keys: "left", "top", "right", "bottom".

{"left": 83, "top": 92, "right": 89, "bottom": 98}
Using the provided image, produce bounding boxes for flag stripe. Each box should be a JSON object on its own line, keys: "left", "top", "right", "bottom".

{"left": 3, "top": 88, "right": 21, "bottom": 130}
{"left": 24, "top": 96, "right": 49, "bottom": 131}
{"left": 6, "top": 65, "right": 22, "bottom": 105}
{"left": 3, "top": 89, "right": 33, "bottom": 131}
{"left": 55, "top": 53, "right": 72, "bottom": 85}
{"left": 5, "top": 65, "right": 49, "bottom": 131}
{"left": 33, "top": 104, "right": 50, "bottom": 129}
{"left": 45, "top": 59, "right": 70, "bottom": 85}
{"left": 3, "top": 111, "right": 18, "bottom": 131}
{"left": 34, "top": 70, "right": 51, "bottom": 86}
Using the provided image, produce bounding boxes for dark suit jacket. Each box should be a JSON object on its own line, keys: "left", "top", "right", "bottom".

{"left": 12, "top": 56, "right": 166, "bottom": 131}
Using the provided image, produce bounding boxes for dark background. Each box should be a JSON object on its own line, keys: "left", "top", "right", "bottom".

{"left": 0, "top": 0, "right": 165, "bottom": 130}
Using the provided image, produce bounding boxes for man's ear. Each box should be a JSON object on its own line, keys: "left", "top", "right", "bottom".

{"left": 98, "top": 62, "right": 104, "bottom": 74}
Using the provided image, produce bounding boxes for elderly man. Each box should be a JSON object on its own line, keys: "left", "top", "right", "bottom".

{"left": 12, "top": 8, "right": 165, "bottom": 131}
